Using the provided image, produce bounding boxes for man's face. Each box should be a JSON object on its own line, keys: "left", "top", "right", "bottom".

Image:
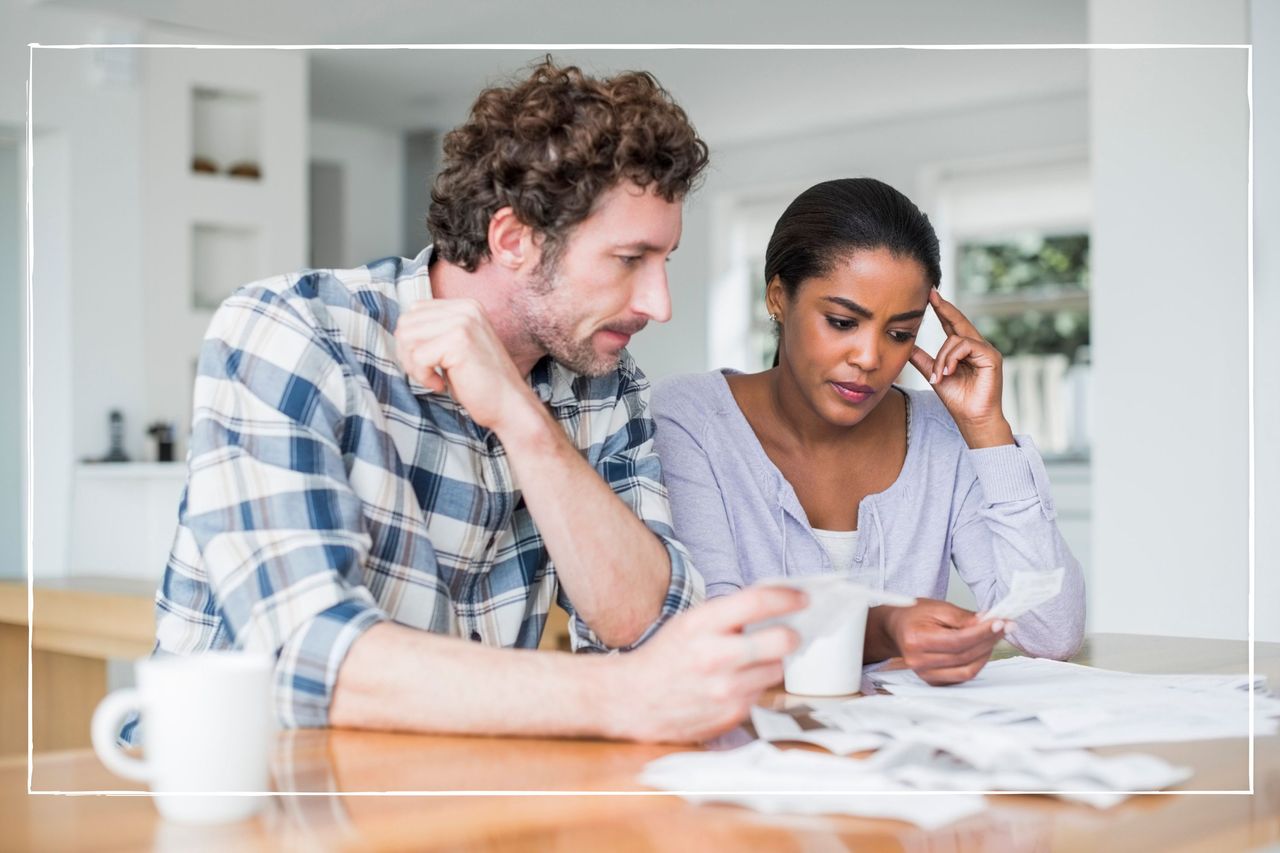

{"left": 513, "top": 182, "right": 682, "bottom": 377}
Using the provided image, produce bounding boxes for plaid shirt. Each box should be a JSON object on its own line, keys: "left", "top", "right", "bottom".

{"left": 143, "top": 247, "right": 703, "bottom": 732}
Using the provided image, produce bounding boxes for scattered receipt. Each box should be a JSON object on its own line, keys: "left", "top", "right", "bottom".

{"left": 639, "top": 741, "right": 987, "bottom": 830}
{"left": 981, "top": 567, "right": 1064, "bottom": 621}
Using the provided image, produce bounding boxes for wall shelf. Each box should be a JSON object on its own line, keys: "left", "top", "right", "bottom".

{"left": 191, "top": 86, "right": 262, "bottom": 181}
{"left": 191, "top": 222, "right": 262, "bottom": 310}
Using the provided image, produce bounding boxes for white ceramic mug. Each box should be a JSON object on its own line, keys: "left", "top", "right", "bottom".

{"left": 91, "top": 651, "right": 275, "bottom": 824}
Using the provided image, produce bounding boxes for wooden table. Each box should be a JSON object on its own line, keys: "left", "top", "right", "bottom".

{"left": 4, "top": 634, "right": 1279, "bottom": 851}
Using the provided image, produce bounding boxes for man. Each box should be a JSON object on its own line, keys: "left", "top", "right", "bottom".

{"left": 140, "top": 59, "right": 803, "bottom": 744}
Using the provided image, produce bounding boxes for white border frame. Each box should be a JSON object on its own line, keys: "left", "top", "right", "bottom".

{"left": 22, "top": 41, "right": 1259, "bottom": 804}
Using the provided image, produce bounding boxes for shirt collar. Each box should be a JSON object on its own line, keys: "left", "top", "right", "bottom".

{"left": 529, "top": 356, "right": 582, "bottom": 410}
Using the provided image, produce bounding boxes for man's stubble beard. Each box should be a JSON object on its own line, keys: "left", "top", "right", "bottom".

{"left": 512, "top": 260, "right": 619, "bottom": 378}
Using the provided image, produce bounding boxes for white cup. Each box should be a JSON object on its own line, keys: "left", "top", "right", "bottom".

{"left": 783, "top": 602, "right": 869, "bottom": 696}
{"left": 751, "top": 575, "right": 915, "bottom": 697}
{"left": 91, "top": 651, "right": 275, "bottom": 824}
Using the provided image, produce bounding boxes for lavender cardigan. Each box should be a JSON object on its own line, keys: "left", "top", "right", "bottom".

{"left": 652, "top": 370, "right": 1085, "bottom": 660}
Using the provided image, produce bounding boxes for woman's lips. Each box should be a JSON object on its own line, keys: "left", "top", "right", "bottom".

{"left": 829, "top": 381, "right": 875, "bottom": 404}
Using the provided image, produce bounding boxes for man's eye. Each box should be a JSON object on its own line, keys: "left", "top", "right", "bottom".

{"left": 827, "top": 316, "right": 855, "bottom": 331}
{"left": 618, "top": 255, "right": 642, "bottom": 266}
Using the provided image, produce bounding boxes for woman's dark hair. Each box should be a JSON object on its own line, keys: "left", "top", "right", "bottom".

{"left": 765, "top": 178, "right": 941, "bottom": 366}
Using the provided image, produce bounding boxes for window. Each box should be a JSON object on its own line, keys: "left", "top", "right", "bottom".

{"left": 708, "top": 189, "right": 800, "bottom": 372}
{"left": 929, "top": 156, "right": 1092, "bottom": 457}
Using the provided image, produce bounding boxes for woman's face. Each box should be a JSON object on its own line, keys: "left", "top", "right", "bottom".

{"left": 769, "top": 247, "right": 932, "bottom": 427}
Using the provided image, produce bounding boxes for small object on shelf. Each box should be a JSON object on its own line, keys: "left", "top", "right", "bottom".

{"left": 191, "top": 156, "right": 218, "bottom": 175}
{"left": 226, "top": 161, "right": 261, "bottom": 180}
{"left": 146, "top": 422, "right": 177, "bottom": 463}
{"left": 103, "top": 410, "right": 130, "bottom": 463}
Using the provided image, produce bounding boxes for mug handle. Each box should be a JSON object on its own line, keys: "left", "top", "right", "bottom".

{"left": 91, "top": 688, "right": 150, "bottom": 783}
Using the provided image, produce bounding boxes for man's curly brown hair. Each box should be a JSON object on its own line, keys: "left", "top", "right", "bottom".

{"left": 427, "top": 58, "right": 710, "bottom": 272}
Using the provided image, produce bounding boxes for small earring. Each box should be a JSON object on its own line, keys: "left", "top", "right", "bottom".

{"left": 768, "top": 313, "right": 780, "bottom": 324}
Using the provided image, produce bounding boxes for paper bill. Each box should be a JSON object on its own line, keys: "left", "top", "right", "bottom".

{"left": 981, "top": 567, "right": 1064, "bottom": 621}
{"left": 749, "top": 707, "right": 886, "bottom": 755}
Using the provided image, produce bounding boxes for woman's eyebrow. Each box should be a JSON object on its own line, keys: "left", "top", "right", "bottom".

{"left": 822, "top": 296, "right": 873, "bottom": 318}
{"left": 821, "top": 296, "right": 925, "bottom": 323}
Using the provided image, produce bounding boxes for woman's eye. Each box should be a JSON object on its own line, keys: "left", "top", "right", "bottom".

{"left": 826, "top": 316, "right": 855, "bottom": 331}
{"left": 890, "top": 330, "right": 917, "bottom": 343}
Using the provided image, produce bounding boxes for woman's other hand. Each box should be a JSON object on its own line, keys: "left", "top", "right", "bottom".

{"left": 908, "top": 289, "right": 1015, "bottom": 449}
{"left": 868, "top": 599, "right": 1008, "bottom": 685}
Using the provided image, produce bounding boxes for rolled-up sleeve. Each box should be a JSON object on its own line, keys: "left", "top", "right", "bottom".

{"left": 181, "top": 287, "right": 388, "bottom": 726}
{"left": 951, "top": 435, "right": 1086, "bottom": 660}
{"left": 559, "top": 367, "right": 705, "bottom": 653}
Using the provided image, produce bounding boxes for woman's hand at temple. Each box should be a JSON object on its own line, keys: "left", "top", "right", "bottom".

{"left": 908, "top": 289, "right": 1016, "bottom": 449}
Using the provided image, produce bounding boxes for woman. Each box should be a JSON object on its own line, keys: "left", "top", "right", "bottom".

{"left": 653, "top": 178, "right": 1084, "bottom": 686}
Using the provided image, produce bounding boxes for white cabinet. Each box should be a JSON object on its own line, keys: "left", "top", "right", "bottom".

{"left": 68, "top": 463, "right": 188, "bottom": 581}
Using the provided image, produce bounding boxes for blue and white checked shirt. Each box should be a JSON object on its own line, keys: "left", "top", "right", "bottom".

{"left": 144, "top": 247, "right": 704, "bottom": 731}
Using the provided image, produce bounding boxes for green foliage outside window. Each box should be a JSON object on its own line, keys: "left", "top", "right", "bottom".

{"left": 957, "top": 234, "right": 1090, "bottom": 361}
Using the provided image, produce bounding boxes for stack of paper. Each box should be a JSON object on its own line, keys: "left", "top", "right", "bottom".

{"left": 864, "top": 657, "right": 1280, "bottom": 748}
{"left": 641, "top": 655, "right": 1276, "bottom": 825}
{"left": 639, "top": 731, "right": 1189, "bottom": 825}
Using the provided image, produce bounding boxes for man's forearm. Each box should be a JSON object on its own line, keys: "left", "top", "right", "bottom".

{"left": 494, "top": 400, "right": 672, "bottom": 648}
{"left": 329, "top": 622, "right": 625, "bottom": 738}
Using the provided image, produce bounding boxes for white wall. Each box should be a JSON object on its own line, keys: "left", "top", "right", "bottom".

{"left": 29, "top": 131, "right": 73, "bottom": 581}
{"left": 27, "top": 46, "right": 145, "bottom": 579}
{"left": 0, "top": 134, "right": 21, "bottom": 579}
{"left": 309, "top": 118, "right": 406, "bottom": 268}
{"left": 1088, "top": 2, "right": 1250, "bottom": 639}
{"left": 631, "top": 92, "right": 1090, "bottom": 382}
{"left": 1253, "top": 0, "right": 1280, "bottom": 643}
{"left": 403, "top": 129, "right": 439, "bottom": 258}
{"left": 3, "top": 0, "right": 152, "bottom": 579}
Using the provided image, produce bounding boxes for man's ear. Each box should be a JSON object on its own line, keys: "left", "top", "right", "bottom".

{"left": 488, "top": 207, "right": 535, "bottom": 271}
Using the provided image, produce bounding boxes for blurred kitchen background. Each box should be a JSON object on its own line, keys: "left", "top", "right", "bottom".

{"left": 1, "top": 1, "right": 1276, "bottom": 749}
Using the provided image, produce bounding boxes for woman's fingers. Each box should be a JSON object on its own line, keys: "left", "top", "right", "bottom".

{"left": 916, "top": 656, "right": 995, "bottom": 686}
{"left": 908, "top": 346, "right": 936, "bottom": 381}
{"left": 929, "top": 289, "right": 983, "bottom": 340}
{"left": 928, "top": 335, "right": 1001, "bottom": 383}
{"left": 942, "top": 338, "right": 979, "bottom": 378}
{"left": 904, "top": 632, "right": 1002, "bottom": 670}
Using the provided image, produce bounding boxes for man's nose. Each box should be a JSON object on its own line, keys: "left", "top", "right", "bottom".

{"left": 632, "top": 265, "right": 672, "bottom": 324}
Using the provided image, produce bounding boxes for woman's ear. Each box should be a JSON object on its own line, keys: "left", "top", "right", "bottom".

{"left": 487, "top": 207, "right": 533, "bottom": 270}
{"left": 765, "top": 276, "right": 787, "bottom": 322}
